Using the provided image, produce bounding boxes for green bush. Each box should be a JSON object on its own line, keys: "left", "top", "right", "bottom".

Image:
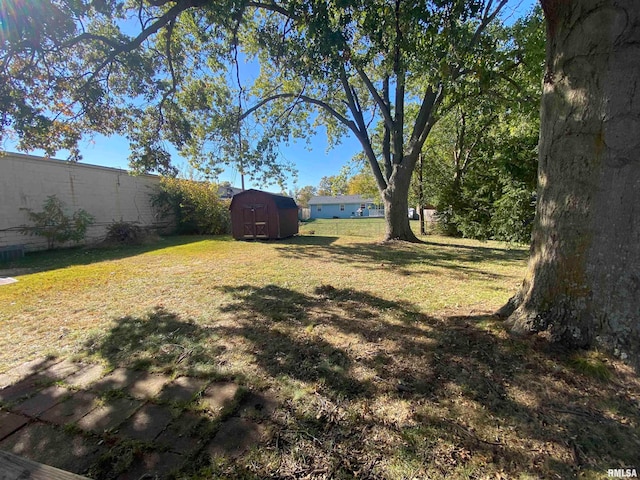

{"left": 152, "top": 178, "right": 231, "bottom": 235}
{"left": 21, "top": 195, "right": 94, "bottom": 249}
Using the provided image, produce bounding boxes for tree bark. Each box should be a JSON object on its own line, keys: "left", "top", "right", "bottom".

{"left": 382, "top": 164, "right": 419, "bottom": 242}
{"left": 499, "top": 0, "right": 640, "bottom": 366}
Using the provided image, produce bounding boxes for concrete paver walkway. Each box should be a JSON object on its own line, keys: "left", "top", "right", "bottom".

{"left": 0, "top": 357, "right": 276, "bottom": 479}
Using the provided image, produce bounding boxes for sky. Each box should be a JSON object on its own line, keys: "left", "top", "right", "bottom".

{"left": 3, "top": 0, "right": 538, "bottom": 193}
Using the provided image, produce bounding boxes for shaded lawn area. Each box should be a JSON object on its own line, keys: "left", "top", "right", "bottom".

{"left": 1, "top": 234, "right": 639, "bottom": 479}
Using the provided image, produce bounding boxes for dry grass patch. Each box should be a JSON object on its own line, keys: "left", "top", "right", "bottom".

{"left": 1, "top": 234, "right": 639, "bottom": 479}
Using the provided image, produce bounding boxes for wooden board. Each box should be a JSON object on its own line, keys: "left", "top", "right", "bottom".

{"left": 0, "top": 450, "right": 88, "bottom": 480}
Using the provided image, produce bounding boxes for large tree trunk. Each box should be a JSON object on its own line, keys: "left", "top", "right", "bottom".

{"left": 499, "top": 0, "right": 640, "bottom": 366}
{"left": 382, "top": 165, "right": 419, "bottom": 242}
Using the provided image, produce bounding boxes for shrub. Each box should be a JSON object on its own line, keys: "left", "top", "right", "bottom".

{"left": 21, "top": 195, "right": 94, "bottom": 249}
{"left": 152, "top": 178, "right": 231, "bottom": 235}
{"left": 104, "top": 220, "right": 145, "bottom": 245}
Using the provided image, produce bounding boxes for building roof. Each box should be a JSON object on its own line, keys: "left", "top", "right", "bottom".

{"left": 218, "top": 185, "right": 244, "bottom": 198}
{"left": 231, "top": 189, "right": 298, "bottom": 209}
{"left": 308, "top": 195, "right": 375, "bottom": 205}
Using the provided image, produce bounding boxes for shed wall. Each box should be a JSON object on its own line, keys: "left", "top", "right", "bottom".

{"left": 230, "top": 190, "right": 298, "bottom": 239}
{"left": 278, "top": 208, "right": 299, "bottom": 238}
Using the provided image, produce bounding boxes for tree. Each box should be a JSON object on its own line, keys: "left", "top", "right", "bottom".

{"left": 317, "top": 166, "right": 350, "bottom": 196}
{"left": 20, "top": 195, "right": 94, "bottom": 249}
{"left": 410, "top": 7, "right": 543, "bottom": 242}
{"left": 0, "top": 0, "right": 512, "bottom": 242}
{"left": 499, "top": 0, "right": 640, "bottom": 366}
{"left": 295, "top": 185, "right": 317, "bottom": 208}
{"left": 347, "top": 171, "right": 380, "bottom": 202}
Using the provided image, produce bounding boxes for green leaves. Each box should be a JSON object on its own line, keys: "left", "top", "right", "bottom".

{"left": 153, "top": 177, "right": 231, "bottom": 235}
{"left": 20, "top": 195, "right": 94, "bottom": 249}
{"left": 1, "top": 0, "right": 539, "bottom": 239}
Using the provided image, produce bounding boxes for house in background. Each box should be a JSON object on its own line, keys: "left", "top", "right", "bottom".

{"left": 218, "top": 185, "right": 244, "bottom": 199}
{"left": 308, "top": 195, "right": 383, "bottom": 219}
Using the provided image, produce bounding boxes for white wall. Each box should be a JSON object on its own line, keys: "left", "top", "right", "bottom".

{"left": 0, "top": 152, "right": 171, "bottom": 251}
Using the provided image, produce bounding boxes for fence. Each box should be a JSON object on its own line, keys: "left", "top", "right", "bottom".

{"left": 298, "top": 216, "right": 438, "bottom": 238}
{"left": 299, "top": 218, "right": 387, "bottom": 237}
{"left": 0, "top": 152, "right": 173, "bottom": 252}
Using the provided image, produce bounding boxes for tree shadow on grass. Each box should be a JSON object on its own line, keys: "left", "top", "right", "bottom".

{"left": 74, "top": 284, "right": 640, "bottom": 479}
{"left": 274, "top": 236, "right": 527, "bottom": 278}
{"left": 83, "top": 305, "right": 227, "bottom": 378}
{"left": 0, "top": 235, "right": 215, "bottom": 277}
{"left": 210, "top": 283, "right": 640, "bottom": 478}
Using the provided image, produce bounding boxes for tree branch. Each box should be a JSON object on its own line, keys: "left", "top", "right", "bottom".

{"left": 59, "top": 32, "right": 123, "bottom": 50}
{"left": 467, "top": 0, "right": 509, "bottom": 51}
{"left": 157, "top": 20, "right": 178, "bottom": 128}
{"left": 408, "top": 83, "right": 445, "bottom": 160}
{"left": 354, "top": 66, "right": 393, "bottom": 130}
{"left": 245, "top": 1, "right": 298, "bottom": 19}
{"left": 382, "top": 76, "right": 392, "bottom": 181}
{"left": 339, "top": 66, "right": 387, "bottom": 191}
{"left": 408, "top": 85, "right": 439, "bottom": 158}
{"left": 240, "top": 92, "right": 352, "bottom": 131}
{"left": 87, "top": 0, "right": 208, "bottom": 85}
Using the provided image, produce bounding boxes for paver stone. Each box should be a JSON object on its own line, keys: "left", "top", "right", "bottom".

{"left": 125, "top": 372, "right": 171, "bottom": 400}
{"left": 200, "top": 382, "right": 239, "bottom": 414}
{"left": 155, "top": 411, "right": 202, "bottom": 454}
{"left": 0, "top": 411, "right": 29, "bottom": 441}
{"left": 40, "top": 359, "right": 83, "bottom": 381}
{"left": 4, "top": 357, "right": 58, "bottom": 382}
{"left": 64, "top": 364, "right": 106, "bottom": 388}
{"left": 40, "top": 391, "right": 99, "bottom": 425}
{"left": 14, "top": 385, "right": 70, "bottom": 417}
{"left": 76, "top": 397, "right": 142, "bottom": 433}
{"left": 0, "top": 373, "right": 51, "bottom": 403}
{"left": 0, "top": 422, "right": 104, "bottom": 474}
{"left": 205, "top": 417, "right": 266, "bottom": 458}
{"left": 116, "top": 451, "right": 184, "bottom": 480}
{"left": 158, "top": 377, "right": 208, "bottom": 404}
{"left": 237, "top": 391, "right": 279, "bottom": 419}
{"left": 119, "top": 403, "right": 174, "bottom": 441}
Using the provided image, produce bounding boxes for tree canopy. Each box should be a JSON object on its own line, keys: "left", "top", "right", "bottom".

{"left": 1, "top": 0, "right": 532, "bottom": 240}
{"left": 412, "top": 6, "right": 544, "bottom": 242}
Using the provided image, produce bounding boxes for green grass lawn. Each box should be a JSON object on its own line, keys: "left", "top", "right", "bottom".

{"left": 1, "top": 232, "right": 638, "bottom": 479}
{"left": 299, "top": 217, "right": 437, "bottom": 237}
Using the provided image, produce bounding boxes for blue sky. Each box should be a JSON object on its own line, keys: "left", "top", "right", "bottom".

{"left": 3, "top": 0, "right": 538, "bottom": 193}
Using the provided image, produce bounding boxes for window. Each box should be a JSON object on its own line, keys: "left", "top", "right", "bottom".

{"left": 340, "top": 204, "right": 345, "bottom": 211}
{"left": 317, "top": 206, "right": 322, "bottom": 211}
{"left": 360, "top": 204, "right": 366, "bottom": 209}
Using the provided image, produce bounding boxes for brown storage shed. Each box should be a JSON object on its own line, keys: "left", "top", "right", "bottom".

{"left": 230, "top": 189, "right": 299, "bottom": 240}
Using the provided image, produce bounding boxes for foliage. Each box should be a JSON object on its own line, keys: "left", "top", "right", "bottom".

{"left": 317, "top": 166, "right": 351, "bottom": 196}
{"left": 153, "top": 177, "right": 231, "bottom": 235}
{"left": 104, "top": 220, "right": 145, "bottom": 246}
{"left": 347, "top": 171, "right": 380, "bottom": 202}
{"left": 0, "top": 0, "right": 524, "bottom": 240}
{"left": 411, "top": 7, "right": 544, "bottom": 243}
{"left": 20, "top": 195, "right": 94, "bottom": 249}
{"left": 294, "top": 185, "right": 317, "bottom": 208}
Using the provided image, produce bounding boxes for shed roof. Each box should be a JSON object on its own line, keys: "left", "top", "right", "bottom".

{"left": 308, "top": 195, "right": 375, "bottom": 205}
{"left": 231, "top": 189, "right": 298, "bottom": 209}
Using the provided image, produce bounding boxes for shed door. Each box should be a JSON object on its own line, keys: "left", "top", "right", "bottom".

{"left": 242, "top": 204, "right": 269, "bottom": 238}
